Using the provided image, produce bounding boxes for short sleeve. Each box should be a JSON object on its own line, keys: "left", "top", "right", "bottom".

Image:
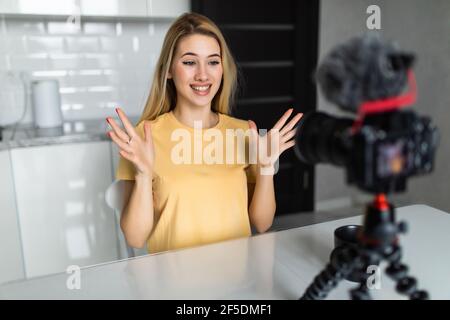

{"left": 115, "top": 121, "right": 145, "bottom": 181}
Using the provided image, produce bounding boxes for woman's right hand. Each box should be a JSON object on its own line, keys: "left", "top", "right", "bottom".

{"left": 106, "top": 107, "right": 155, "bottom": 178}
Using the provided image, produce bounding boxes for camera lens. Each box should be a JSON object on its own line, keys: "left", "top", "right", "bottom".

{"left": 294, "top": 112, "right": 353, "bottom": 166}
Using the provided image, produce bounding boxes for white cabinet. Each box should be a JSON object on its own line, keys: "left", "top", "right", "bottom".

{"left": 80, "top": 0, "right": 147, "bottom": 17}
{"left": 10, "top": 141, "right": 119, "bottom": 278}
{"left": 147, "top": 0, "right": 189, "bottom": 18}
{"left": 0, "top": 0, "right": 77, "bottom": 15}
{"left": 0, "top": 150, "right": 25, "bottom": 284}
{"left": 0, "top": 0, "right": 190, "bottom": 18}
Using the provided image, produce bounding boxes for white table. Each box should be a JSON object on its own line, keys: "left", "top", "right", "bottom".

{"left": 1, "top": 204, "right": 449, "bottom": 300}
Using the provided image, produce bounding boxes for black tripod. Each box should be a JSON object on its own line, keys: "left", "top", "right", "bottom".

{"left": 300, "top": 194, "right": 429, "bottom": 300}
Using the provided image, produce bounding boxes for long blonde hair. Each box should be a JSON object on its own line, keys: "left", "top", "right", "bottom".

{"left": 138, "top": 12, "right": 237, "bottom": 123}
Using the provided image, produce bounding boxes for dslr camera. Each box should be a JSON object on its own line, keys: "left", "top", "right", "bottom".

{"left": 295, "top": 33, "right": 439, "bottom": 194}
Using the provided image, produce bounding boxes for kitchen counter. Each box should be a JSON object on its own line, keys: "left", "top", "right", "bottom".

{"left": 0, "top": 116, "right": 140, "bottom": 150}
{"left": 1, "top": 204, "right": 448, "bottom": 299}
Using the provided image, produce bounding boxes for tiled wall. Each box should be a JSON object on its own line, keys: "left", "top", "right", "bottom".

{"left": 0, "top": 17, "right": 173, "bottom": 123}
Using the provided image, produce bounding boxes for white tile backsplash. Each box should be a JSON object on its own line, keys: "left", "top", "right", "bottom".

{"left": 47, "top": 21, "right": 81, "bottom": 35}
{"left": 48, "top": 53, "right": 82, "bottom": 69}
{"left": 83, "top": 22, "right": 116, "bottom": 35}
{"left": 5, "top": 19, "right": 46, "bottom": 34}
{"left": 65, "top": 36, "right": 100, "bottom": 52}
{"left": 27, "top": 36, "right": 65, "bottom": 53}
{"left": 0, "top": 16, "right": 174, "bottom": 123}
{"left": 83, "top": 53, "right": 118, "bottom": 69}
{"left": 1, "top": 36, "right": 28, "bottom": 54}
{"left": 9, "top": 54, "right": 50, "bottom": 70}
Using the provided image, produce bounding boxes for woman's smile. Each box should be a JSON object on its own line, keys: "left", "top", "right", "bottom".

{"left": 190, "top": 83, "right": 212, "bottom": 95}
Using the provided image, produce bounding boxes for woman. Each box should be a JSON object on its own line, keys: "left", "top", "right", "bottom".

{"left": 106, "top": 12, "right": 302, "bottom": 254}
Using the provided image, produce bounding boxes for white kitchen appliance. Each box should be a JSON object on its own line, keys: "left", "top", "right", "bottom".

{"left": 0, "top": 71, "right": 26, "bottom": 127}
{"left": 32, "top": 80, "right": 63, "bottom": 128}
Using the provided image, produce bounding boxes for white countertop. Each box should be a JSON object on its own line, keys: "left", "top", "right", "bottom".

{"left": 1, "top": 204, "right": 449, "bottom": 300}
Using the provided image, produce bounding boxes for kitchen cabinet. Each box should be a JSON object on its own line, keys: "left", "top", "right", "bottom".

{"left": 0, "top": 0, "right": 190, "bottom": 18}
{"left": 147, "top": 0, "right": 189, "bottom": 18}
{"left": 10, "top": 141, "right": 119, "bottom": 278}
{"left": 0, "top": 0, "right": 76, "bottom": 15}
{"left": 0, "top": 150, "right": 25, "bottom": 284}
{"left": 80, "top": 0, "right": 147, "bottom": 17}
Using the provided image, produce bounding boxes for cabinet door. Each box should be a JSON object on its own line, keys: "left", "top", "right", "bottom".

{"left": 81, "top": 0, "right": 147, "bottom": 17}
{"left": 147, "top": 0, "right": 190, "bottom": 17}
{"left": 10, "top": 141, "right": 118, "bottom": 278}
{"left": 0, "top": 150, "right": 25, "bottom": 284}
{"left": 0, "top": 0, "right": 77, "bottom": 15}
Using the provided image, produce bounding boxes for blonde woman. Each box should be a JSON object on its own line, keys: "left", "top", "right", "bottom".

{"left": 106, "top": 13, "right": 302, "bottom": 254}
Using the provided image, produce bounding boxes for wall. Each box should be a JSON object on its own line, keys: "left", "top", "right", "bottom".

{"left": 0, "top": 16, "right": 173, "bottom": 123}
{"left": 317, "top": 0, "right": 450, "bottom": 211}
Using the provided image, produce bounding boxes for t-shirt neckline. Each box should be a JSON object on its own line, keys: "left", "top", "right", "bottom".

{"left": 168, "top": 110, "right": 223, "bottom": 131}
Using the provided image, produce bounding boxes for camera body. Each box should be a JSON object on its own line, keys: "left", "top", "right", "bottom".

{"left": 295, "top": 110, "right": 439, "bottom": 194}
{"left": 347, "top": 110, "right": 438, "bottom": 193}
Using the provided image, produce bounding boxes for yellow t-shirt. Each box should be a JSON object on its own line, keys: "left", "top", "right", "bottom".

{"left": 115, "top": 111, "right": 258, "bottom": 253}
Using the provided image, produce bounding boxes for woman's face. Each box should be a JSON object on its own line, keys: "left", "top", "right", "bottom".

{"left": 169, "top": 34, "right": 223, "bottom": 109}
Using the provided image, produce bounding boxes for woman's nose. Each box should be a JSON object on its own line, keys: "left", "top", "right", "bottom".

{"left": 194, "top": 63, "right": 208, "bottom": 82}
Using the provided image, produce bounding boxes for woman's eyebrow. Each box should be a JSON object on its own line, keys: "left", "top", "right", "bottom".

{"left": 181, "top": 52, "right": 221, "bottom": 58}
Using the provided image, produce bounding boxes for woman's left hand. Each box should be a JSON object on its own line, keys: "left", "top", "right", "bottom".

{"left": 248, "top": 108, "right": 303, "bottom": 175}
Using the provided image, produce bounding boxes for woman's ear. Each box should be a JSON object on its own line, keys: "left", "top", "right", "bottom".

{"left": 167, "top": 65, "right": 173, "bottom": 79}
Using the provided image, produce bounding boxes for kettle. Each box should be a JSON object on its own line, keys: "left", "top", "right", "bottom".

{"left": 32, "top": 80, "right": 63, "bottom": 128}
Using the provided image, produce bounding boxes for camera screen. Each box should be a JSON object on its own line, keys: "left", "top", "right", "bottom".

{"left": 377, "top": 140, "right": 412, "bottom": 178}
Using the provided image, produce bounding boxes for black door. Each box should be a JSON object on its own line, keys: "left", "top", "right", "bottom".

{"left": 192, "top": 0, "right": 319, "bottom": 214}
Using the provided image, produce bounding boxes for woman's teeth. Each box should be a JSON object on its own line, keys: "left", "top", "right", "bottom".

{"left": 191, "top": 85, "right": 211, "bottom": 92}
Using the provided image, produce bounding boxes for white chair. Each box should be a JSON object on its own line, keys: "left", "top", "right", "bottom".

{"left": 105, "top": 180, "right": 148, "bottom": 258}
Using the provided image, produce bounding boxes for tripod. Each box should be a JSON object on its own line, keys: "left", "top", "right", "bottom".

{"left": 300, "top": 194, "right": 429, "bottom": 300}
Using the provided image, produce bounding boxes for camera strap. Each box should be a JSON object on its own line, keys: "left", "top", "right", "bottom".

{"left": 351, "top": 70, "right": 417, "bottom": 134}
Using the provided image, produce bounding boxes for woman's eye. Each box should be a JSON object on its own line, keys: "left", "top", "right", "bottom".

{"left": 182, "top": 61, "right": 195, "bottom": 66}
{"left": 209, "top": 60, "right": 220, "bottom": 65}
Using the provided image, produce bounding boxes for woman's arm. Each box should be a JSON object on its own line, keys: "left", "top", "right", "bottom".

{"left": 248, "top": 173, "right": 276, "bottom": 233}
{"left": 120, "top": 174, "right": 155, "bottom": 248}
{"left": 247, "top": 108, "right": 303, "bottom": 233}
{"left": 107, "top": 107, "right": 156, "bottom": 249}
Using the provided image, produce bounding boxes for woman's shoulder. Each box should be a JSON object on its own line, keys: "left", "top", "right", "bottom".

{"left": 134, "top": 112, "right": 171, "bottom": 136}
{"left": 136, "top": 112, "right": 170, "bottom": 128}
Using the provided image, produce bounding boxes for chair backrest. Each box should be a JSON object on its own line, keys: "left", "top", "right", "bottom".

{"left": 105, "top": 180, "right": 148, "bottom": 258}
{"left": 105, "top": 180, "right": 136, "bottom": 258}
{"left": 105, "top": 179, "right": 128, "bottom": 213}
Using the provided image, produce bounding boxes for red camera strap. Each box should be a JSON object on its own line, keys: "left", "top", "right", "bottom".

{"left": 351, "top": 70, "right": 417, "bottom": 133}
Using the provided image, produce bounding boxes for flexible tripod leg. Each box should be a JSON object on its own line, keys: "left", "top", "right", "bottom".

{"left": 300, "top": 246, "right": 359, "bottom": 300}
{"left": 385, "top": 245, "right": 429, "bottom": 299}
